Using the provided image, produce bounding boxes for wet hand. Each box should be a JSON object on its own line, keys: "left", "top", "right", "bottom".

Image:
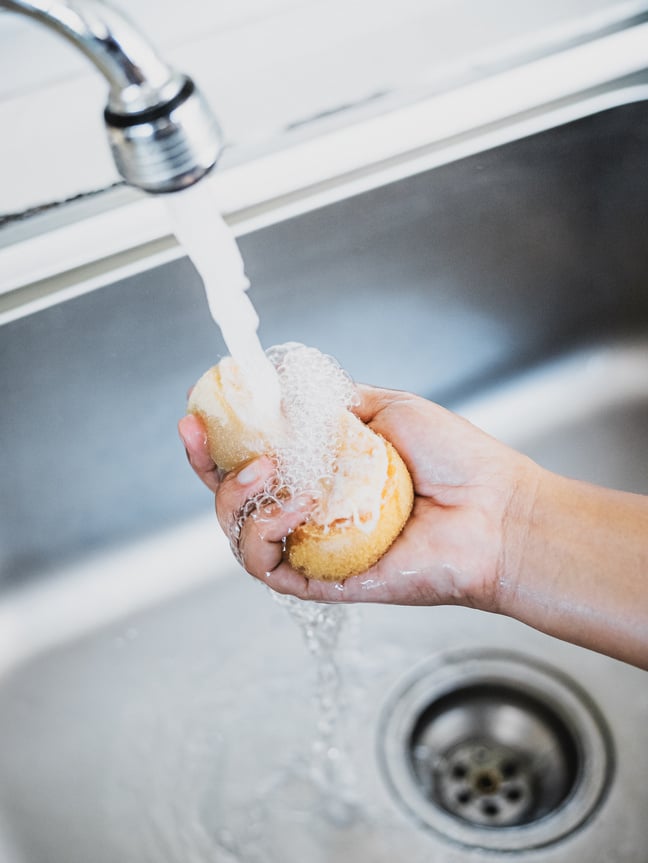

{"left": 178, "top": 385, "right": 539, "bottom": 610}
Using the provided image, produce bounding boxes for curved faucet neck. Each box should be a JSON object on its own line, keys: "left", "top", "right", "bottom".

{"left": 1, "top": 0, "right": 182, "bottom": 113}
{"left": 0, "top": 0, "right": 223, "bottom": 192}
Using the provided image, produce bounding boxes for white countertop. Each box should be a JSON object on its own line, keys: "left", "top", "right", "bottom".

{"left": 1, "top": 0, "right": 646, "bottom": 217}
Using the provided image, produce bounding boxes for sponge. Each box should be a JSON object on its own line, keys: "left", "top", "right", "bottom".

{"left": 187, "top": 343, "right": 413, "bottom": 580}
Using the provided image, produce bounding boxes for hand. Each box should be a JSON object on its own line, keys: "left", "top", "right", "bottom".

{"left": 178, "top": 384, "right": 539, "bottom": 610}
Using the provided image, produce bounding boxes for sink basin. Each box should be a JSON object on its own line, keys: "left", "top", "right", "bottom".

{"left": 0, "top": 339, "right": 646, "bottom": 863}
{"left": 1, "top": 93, "right": 647, "bottom": 861}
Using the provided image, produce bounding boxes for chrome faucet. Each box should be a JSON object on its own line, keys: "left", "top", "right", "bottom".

{"left": 0, "top": 0, "right": 223, "bottom": 193}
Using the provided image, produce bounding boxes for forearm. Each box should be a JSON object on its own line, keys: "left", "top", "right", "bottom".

{"left": 500, "top": 469, "right": 648, "bottom": 669}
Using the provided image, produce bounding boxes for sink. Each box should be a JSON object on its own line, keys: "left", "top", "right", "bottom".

{"left": 0, "top": 94, "right": 647, "bottom": 861}
{"left": 459, "top": 339, "right": 648, "bottom": 494}
{"left": 0, "top": 339, "right": 646, "bottom": 863}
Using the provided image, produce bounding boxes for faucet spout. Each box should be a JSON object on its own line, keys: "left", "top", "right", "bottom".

{"left": 1, "top": 0, "right": 223, "bottom": 192}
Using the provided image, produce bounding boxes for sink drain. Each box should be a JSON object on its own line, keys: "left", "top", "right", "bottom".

{"left": 411, "top": 683, "right": 578, "bottom": 828}
{"left": 379, "top": 651, "right": 612, "bottom": 851}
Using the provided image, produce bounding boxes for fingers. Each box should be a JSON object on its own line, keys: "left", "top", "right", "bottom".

{"left": 178, "top": 414, "right": 221, "bottom": 494}
{"left": 216, "top": 460, "right": 314, "bottom": 585}
{"left": 238, "top": 501, "right": 310, "bottom": 579}
{"left": 262, "top": 562, "right": 347, "bottom": 602}
{"left": 215, "top": 456, "right": 276, "bottom": 538}
{"left": 261, "top": 559, "right": 390, "bottom": 603}
{"left": 178, "top": 411, "right": 323, "bottom": 593}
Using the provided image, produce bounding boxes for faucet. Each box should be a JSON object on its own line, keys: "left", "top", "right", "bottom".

{"left": 0, "top": 0, "right": 223, "bottom": 193}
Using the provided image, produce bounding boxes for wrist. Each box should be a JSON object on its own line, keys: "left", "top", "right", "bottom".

{"left": 492, "top": 456, "right": 545, "bottom": 616}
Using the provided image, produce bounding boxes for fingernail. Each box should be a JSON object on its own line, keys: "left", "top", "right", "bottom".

{"left": 237, "top": 462, "right": 261, "bottom": 485}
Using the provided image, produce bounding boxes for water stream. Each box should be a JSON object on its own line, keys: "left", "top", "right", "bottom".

{"left": 163, "top": 181, "right": 418, "bottom": 861}
{"left": 271, "top": 593, "right": 359, "bottom": 819}
{"left": 164, "top": 176, "right": 282, "bottom": 421}
{"left": 208, "top": 594, "right": 426, "bottom": 863}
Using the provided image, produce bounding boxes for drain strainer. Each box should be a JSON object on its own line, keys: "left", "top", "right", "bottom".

{"left": 379, "top": 651, "right": 612, "bottom": 851}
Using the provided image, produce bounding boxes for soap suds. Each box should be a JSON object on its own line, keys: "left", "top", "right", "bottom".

{"left": 269, "top": 343, "right": 357, "bottom": 499}
{"left": 230, "top": 343, "right": 359, "bottom": 546}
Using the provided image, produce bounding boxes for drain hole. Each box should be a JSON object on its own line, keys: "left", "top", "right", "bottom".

{"left": 408, "top": 683, "right": 580, "bottom": 828}
{"left": 476, "top": 772, "right": 497, "bottom": 792}
{"left": 451, "top": 764, "right": 468, "bottom": 780}
{"left": 380, "top": 652, "right": 611, "bottom": 851}
{"left": 501, "top": 760, "right": 518, "bottom": 778}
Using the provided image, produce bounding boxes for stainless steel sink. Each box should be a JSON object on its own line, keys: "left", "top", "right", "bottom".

{"left": 1, "top": 93, "right": 647, "bottom": 861}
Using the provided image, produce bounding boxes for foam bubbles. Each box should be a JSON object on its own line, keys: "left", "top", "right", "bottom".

{"left": 269, "top": 343, "right": 357, "bottom": 499}
{"left": 229, "top": 342, "right": 357, "bottom": 554}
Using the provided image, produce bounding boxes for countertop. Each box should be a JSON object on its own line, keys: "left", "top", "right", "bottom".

{"left": 1, "top": 0, "right": 646, "bottom": 217}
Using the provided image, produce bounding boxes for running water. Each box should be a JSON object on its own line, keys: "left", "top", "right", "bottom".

{"left": 271, "top": 592, "right": 359, "bottom": 820}
{"left": 209, "top": 590, "right": 426, "bottom": 863}
{"left": 166, "top": 177, "right": 356, "bottom": 788}
{"left": 163, "top": 178, "right": 413, "bottom": 861}
{"left": 164, "top": 176, "right": 282, "bottom": 421}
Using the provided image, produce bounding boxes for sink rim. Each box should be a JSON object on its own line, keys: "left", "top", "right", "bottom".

{"left": 2, "top": 51, "right": 648, "bottom": 325}
{"left": 454, "top": 336, "right": 648, "bottom": 448}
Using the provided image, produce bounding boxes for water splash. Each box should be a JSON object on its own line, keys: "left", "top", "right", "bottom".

{"left": 216, "top": 591, "right": 427, "bottom": 863}
{"left": 271, "top": 592, "right": 359, "bottom": 822}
